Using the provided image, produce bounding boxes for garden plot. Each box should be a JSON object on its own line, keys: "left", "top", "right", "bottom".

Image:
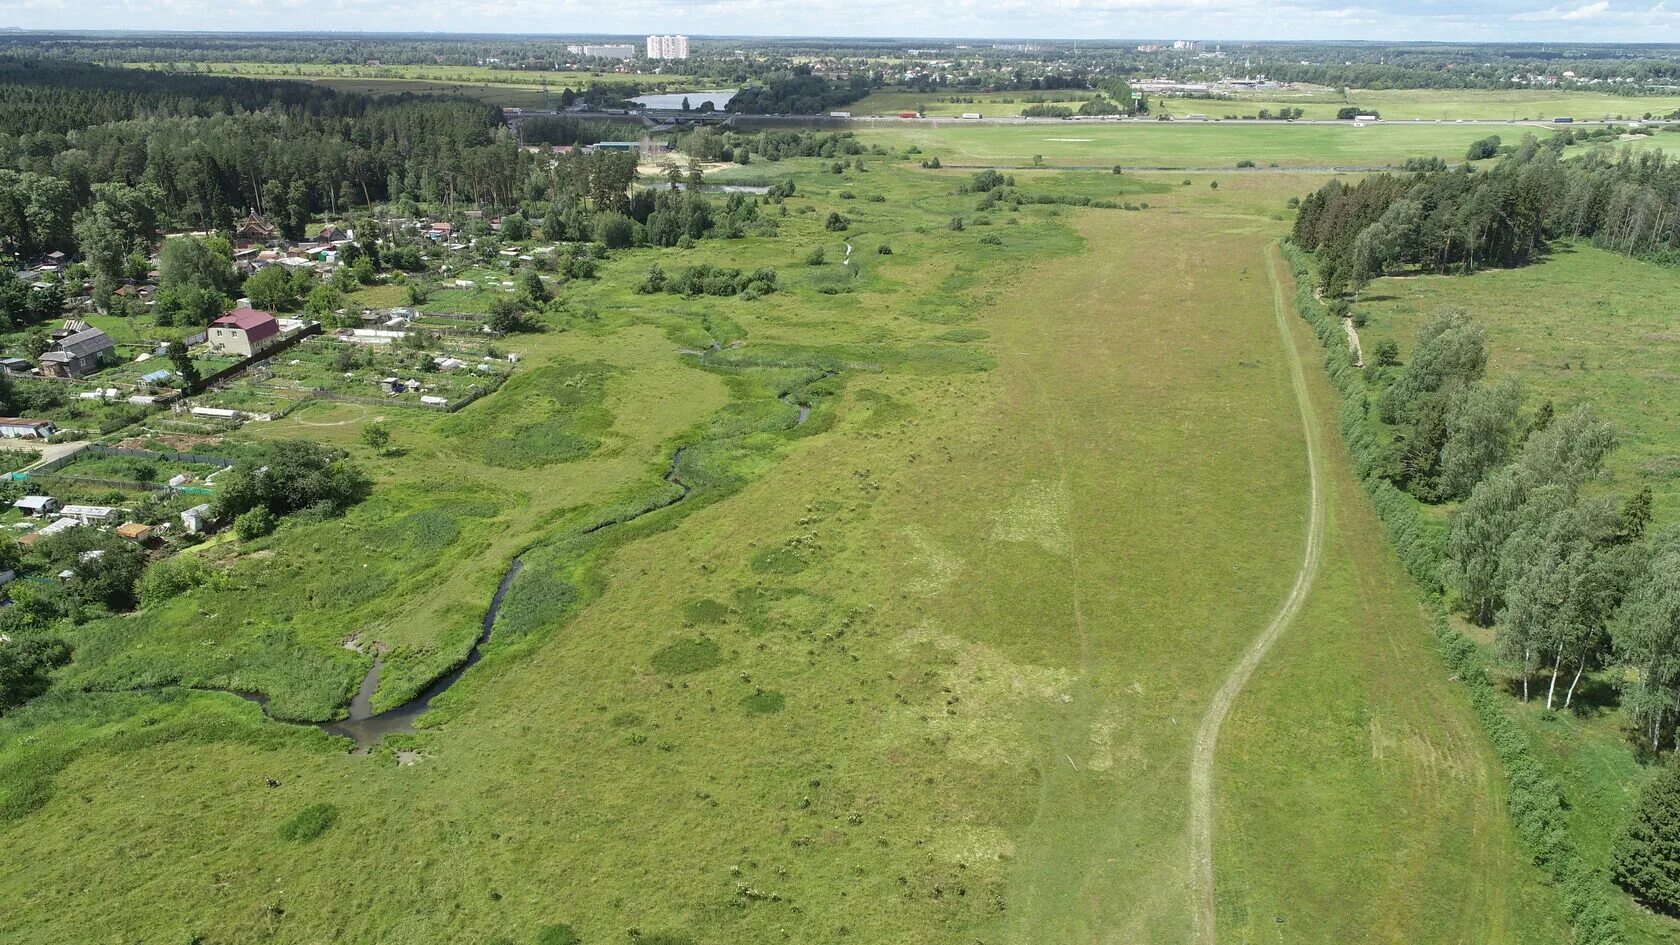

{"left": 253, "top": 336, "right": 509, "bottom": 407}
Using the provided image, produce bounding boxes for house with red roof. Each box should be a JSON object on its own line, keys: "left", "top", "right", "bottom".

{"left": 209, "top": 308, "right": 280, "bottom": 358}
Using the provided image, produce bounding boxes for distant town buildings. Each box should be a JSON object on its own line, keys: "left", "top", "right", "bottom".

{"left": 646, "top": 35, "right": 690, "bottom": 60}
{"left": 1173, "top": 40, "right": 1206, "bottom": 52}
{"left": 567, "top": 44, "right": 636, "bottom": 60}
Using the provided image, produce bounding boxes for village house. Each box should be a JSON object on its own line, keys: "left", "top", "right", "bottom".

{"left": 208, "top": 308, "right": 281, "bottom": 358}
{"left": 39, "top": 327, "right": 116, "bottom": 378}
{"left": 0, "top": 418, "right": 56, "bottom": 439}
{"left": 235, "top": 212, "right": 278, "bottom": 243}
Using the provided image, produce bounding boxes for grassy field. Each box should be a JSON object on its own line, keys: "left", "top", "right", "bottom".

{"left": 1160, "top": 87, "right": 1680, "bottom": 121}
{"left": 1355, "top": 243, "right": 1680, "bottom": 526}
{"left": 853, "top": 121, "right": 1562, "bottom": 167}
{"left": 1352, "top": 241, "right": 1680, "bottom": 944}
{"left": 0, "top": 149, "right": 1559, "bottom": 942}
{"left": 851, "top": 90, "right": 1099, "bottom": 117}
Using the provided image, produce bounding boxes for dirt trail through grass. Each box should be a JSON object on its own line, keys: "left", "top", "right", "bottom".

{"left": 1187, "top": 241, "right": 1326, "bottom": 944}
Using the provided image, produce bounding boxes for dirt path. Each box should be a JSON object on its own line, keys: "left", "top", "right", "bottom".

{"left": 1187, "top": 241, "right": 1327, "bottom": 944}
{"left": 1343, "top": 317, "right": 1365, "bottom": 367}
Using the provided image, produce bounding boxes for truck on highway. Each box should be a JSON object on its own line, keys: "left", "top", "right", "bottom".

{"left": 959, "top": 112, "right": 983, "bottom": 120}
{"left": 1554, "top": 116, "right": 1575, "bottom": 123}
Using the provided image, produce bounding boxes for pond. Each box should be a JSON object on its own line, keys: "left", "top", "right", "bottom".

{"left": 631, "top": 89, "right": 738, "bottom": 111}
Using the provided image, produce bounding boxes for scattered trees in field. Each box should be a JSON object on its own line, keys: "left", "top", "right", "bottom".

{"left": 1466, "top": 135, "right": 1503, "bottom": 161}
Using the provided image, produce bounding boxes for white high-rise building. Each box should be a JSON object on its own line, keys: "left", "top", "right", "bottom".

{"left": 568, "top": 44, "right": 636, "bottom": 60}
{"left": 646, "top": 35, "right": 690, "bottom": 60}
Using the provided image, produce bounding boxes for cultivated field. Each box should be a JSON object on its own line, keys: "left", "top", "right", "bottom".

{"left": 0, "top": 145, "right": 1558, "bottom": 942}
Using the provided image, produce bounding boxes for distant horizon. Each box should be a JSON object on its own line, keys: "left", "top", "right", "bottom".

{"left": 12, "top": 27, "right": 1680, "bottom": 46}
{"left": 9, "top": 0, "right": 1680, "bottom": 45}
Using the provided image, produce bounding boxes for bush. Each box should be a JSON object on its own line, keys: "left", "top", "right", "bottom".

{"left": 0, "top": 635, "right": 71, "bottom": 715}
{"left": 235, "top": 507, "right": 277, "bottom": 541}
{"left": 804, "top": 247, "right": 826, "bottom": 266}
{"left": 276, "top": 803, "right": 339, "bottom": 842}
{"left": 824, "top": 212, "right": 849, "bottom": 232}
{"left": 215, "top": 440, "right": 370, "bottom": 520}
{"left": 1236, "top": 159, "right": 1256, "bottom": 168}
{"left": 136, "top": 556, "right": 218, "bottom": 607}
{"left": 876, "top": 244, "right": 892, "bottom": 255}
{"left": 948, "top": 217, "right": 965, "bottom": 231}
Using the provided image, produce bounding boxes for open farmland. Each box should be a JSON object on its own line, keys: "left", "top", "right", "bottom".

{"left": 0, "top": 125, "right": 1566, "bottom": 945}
{"left": 1160, "top": 87, "right": 1680, "bottom": 121}
{"left": 851, "top": 121, "right": 1564, "bottom": 167}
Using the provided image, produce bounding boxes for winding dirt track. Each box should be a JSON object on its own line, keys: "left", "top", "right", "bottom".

{"left": 1187, "top": 242, "right": 1327, "bottom": 944}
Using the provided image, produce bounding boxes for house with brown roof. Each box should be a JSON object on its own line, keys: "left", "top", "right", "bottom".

{"left": 235, "top": 213, "right": 278, "bottom": 242}
{"left": 208, "top": 308, "right": 281, "bottom": 358}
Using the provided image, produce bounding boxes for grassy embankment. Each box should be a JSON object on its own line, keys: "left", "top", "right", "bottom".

{"left": 0, "top": 135, "right": 1557, "bottom": 943}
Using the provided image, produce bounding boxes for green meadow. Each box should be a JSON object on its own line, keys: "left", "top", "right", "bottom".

{"left": 0, "top": 133, "right": 1564, "bottom": 943}
{"left": 1352, "top": 243, "right": 1680, "bottom": 944}
{"left": 851, "top": 121, "right": 1561, "bottom": 167}
{"left": 1166, "top": 86, "right": 1680, "bottom": 121}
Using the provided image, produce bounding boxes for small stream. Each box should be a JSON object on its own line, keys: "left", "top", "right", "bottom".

{"left": 221, "top": 345, "right": 823, "bottom": 753}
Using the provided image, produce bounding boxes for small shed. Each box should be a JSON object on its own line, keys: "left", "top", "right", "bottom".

{"left": 181, "top": 503, "right": 214, "bottom": 535}
{"left": 61, "top": 504, "right": 119, "bottom": 526}
{"left": 13, "top": 496, "right": 60, "bottom": 517}
{"left": 0, "top": 418, "right": 57, "bottom": 439}
{"left": 117, "top": 522, "right": 154, "bottom": 541}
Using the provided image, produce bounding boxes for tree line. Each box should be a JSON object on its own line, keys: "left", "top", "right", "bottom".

{"left": 1292, "top": 132, "right": 1680, "bottom": 295}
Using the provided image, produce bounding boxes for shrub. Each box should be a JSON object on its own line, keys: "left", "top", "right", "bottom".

{"left": 876, "top": 245, "right": 893, "bottom": 255}
{"left": 979, "top": 234, "right": 1002, "bottom": 245}
{"left": 824, "top": 212, "right": 849, "bottom": 232}
{"left": 1236, "top": 159, "right": 1256, "bottom": 168}
{"left": 215, "top": 440, "right": 370, "bottom": 520}
{"left": 804, "top": 247, "right": 826, "bottom": 266}
{"left": 235, "top": 507, "right": 277, "bottom": 541}
{"left": 948, "top": 217, "right": 965, "bottom": 231}
{"left": 136, "top": 556, "right": 218, "bottom": 607}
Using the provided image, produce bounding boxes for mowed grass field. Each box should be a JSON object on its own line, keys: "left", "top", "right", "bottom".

{"left": 852, "top": 121, "right": 1562, "bottom": 167}
{"left": 0, "top": 143, "right": 1557, "bottom": 941}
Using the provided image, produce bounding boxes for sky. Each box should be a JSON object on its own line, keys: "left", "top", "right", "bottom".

{"left": 6, "top": 0, "right": 1680, "bottom": 43}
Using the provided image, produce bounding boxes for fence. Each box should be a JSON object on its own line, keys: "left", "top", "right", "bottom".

{"left": 13, "top": 444, "right": 232, "bottom": 492}
{"left": 184, "top": 323, "right": 323, "bottom": 397}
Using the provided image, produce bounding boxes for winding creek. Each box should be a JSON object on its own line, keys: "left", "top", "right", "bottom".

{"left": 216, "top": 347, "right": 822, "bottom": 754}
